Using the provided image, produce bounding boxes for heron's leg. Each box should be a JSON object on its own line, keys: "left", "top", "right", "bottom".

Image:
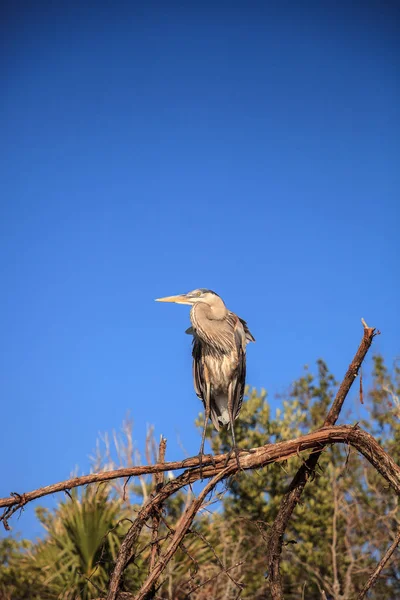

{"left": 198, "top": 379, "right": 212, "bottom": 479}
{"left": 224, "top": 382, "right": 241, "bottom": 471}
{"left": 199, "top": 381, "right": 210, "bottom": 456}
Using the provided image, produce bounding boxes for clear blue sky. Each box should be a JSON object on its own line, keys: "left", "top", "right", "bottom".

{"left": 1, "top": 1, "right": 398, "bottom": 540}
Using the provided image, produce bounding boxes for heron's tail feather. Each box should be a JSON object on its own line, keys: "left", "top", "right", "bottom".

{"left": 210, "top": 394, "right": 231, "bottom": 431}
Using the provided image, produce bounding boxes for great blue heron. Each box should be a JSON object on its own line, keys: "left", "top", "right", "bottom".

{"left": 156, "top": 289, "right": 255, "bottom": 467}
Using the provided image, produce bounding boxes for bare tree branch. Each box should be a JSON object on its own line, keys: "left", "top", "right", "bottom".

{"left": 129, "top": 467, "right": 233, "bottom": 600}
{"left": 265, "top": 321, "right": 379, "bottom": 600}
{"left": 148, "top": 437, "right": 167, "bottom": 596}
{"left": 2, "top": 422, "right": 398, "bottom": 533}
{"left": 357, "top": 528, "right": 400, "bottom": 600}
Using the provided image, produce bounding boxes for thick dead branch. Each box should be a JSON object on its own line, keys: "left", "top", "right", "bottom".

{"left": 0, "top": 425, "right": 398, "bottom": 521}
{"left": 357, "top": 528, "right": 400, "bottom": 600}
{"left": 265, "top": 321, "right": 378, "bottom": 600}
{"left": 2, "top": 425, "right": 398, "bottom": 530}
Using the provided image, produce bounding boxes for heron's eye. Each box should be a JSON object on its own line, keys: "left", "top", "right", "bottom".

{"left": 196, "top": 291, "right": 202, "bottom": 297}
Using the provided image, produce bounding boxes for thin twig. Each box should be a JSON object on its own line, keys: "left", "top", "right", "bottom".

{"left": 188, "top": 528, "right": 243, "bottom": 591}
{"left": 186, "top": 560, "right": 245, "bottom": 595}
{"left": 158, "top": 515, "right": 199, "bottom": 573}
{"left": 357, "top": 528, "right": 400, "bottom": 599}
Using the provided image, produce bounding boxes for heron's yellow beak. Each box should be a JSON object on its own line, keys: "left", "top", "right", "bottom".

{"left": 155, "top": 294, "right": 192, "bottom": 305}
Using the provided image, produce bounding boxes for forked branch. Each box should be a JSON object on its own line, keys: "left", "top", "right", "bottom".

{"left": 265, "top": 320, "right": 379, "bottom": 599}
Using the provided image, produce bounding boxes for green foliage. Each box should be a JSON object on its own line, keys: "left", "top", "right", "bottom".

{"left": 27, "top": 486, "right": 123, "bottom": 599}
{"left": 1, "top": 486, "right": 146, "bottom": 600}
{"left": 0, "top": 537, "right": 47, "bottom": 600}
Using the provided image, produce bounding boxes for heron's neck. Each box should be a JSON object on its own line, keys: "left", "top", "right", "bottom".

{"left": 192, "top": 298, "right": 227, "bottom": 322}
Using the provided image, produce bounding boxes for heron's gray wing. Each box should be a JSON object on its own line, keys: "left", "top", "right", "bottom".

{"left": 192, "top": 336, "right": 205, "bottom": 402}
{"left": 238, "top": 317, "right": 255, "bottom": 343}
{"left": 232, "top": 318, "right": 247, "bottom": 420}
{"left": 185, "top": 326, "right": 194, "bottom": 335}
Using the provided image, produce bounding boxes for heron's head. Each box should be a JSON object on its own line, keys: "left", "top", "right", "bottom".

{"left": 155, "top": 288, "right": 223, "bottom": 307}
